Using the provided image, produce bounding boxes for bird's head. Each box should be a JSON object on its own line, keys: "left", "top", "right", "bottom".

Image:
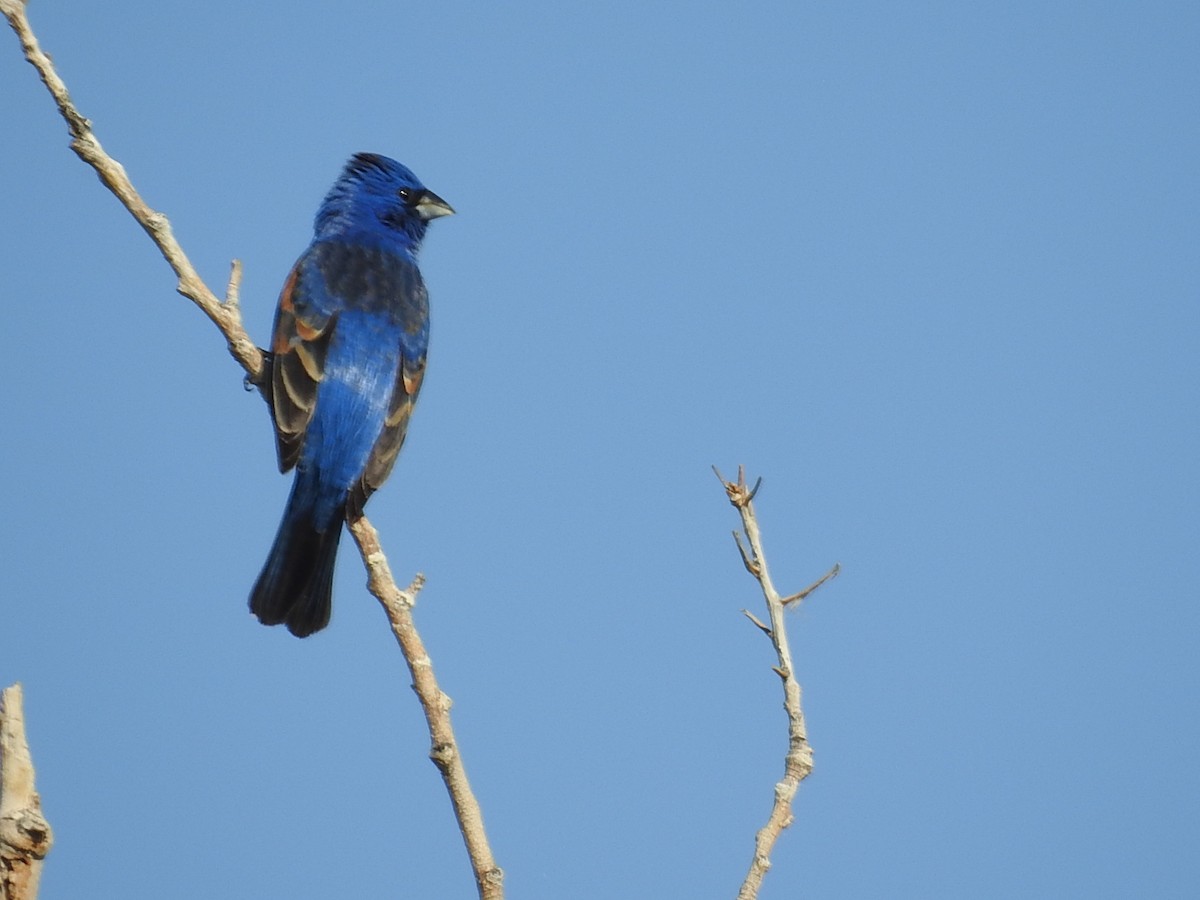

{"left": 314, "top": 152, "right": 454, "bottom": 250}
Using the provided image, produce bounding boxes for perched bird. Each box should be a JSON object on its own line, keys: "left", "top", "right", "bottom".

{"left": 249, "top": 153, "right": 454, "bottom": 637}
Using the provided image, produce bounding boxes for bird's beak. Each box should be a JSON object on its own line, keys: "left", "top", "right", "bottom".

{"left": 415, "top": 190, "right": 455, "bottom": 221}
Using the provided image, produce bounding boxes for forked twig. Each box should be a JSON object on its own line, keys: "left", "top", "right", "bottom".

{"left": 713, "top": 466, "right": 839, "bottom": 899}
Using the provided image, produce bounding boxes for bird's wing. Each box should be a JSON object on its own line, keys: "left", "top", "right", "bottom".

{"left": 269, "top": 253, "right": 338, "bottom": 473}
{"left": 348, "top": 279, "right": 429, "bottom": 517}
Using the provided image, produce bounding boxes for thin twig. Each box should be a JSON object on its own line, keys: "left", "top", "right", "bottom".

{"left": 1, "top": 0, "right": 263, "bottom": 384}
{"left": 3, "top": 7, "right": 502, "bottom": 896}
{"left": 781, "top": 563, "right": 841, "bottom": 608}
{"left": 1, "top": 684, "right": 53, "bottom": 900}
{"left": 742, "top": 609, "right": 772, "bottom": 636}
{"left": 348, "top": 517, "right": 504, "bottom": 899}
{"left": 714, "top": 466, "right": 838, "bottom": 900}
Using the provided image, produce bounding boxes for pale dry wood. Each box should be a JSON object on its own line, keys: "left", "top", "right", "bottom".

{"left": 2, "top": 5, "right": 502, "bottom": 896}
{"left": 0, "top": 684, "right": 53, "bottom": 900}
{"left": 349, "top": 517, "right": 504, "bottom": 899}
{"left": 714, "top": 466, "right": 839, "bottom": 900}
{"left": 0, "top": 0, "right": 262, "bottom": 384}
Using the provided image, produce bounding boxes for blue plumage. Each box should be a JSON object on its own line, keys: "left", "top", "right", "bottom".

{"left": 250, "top": 153, "right": 453, "bottom": 637}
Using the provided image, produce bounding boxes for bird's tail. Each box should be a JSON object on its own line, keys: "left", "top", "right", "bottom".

{"left": 249, "top": 482, "right": 344, "bottom": 638}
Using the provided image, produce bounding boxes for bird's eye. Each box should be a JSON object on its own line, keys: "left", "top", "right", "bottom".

{"left": 397, "top": 187, "right": 413, "bottom": 202}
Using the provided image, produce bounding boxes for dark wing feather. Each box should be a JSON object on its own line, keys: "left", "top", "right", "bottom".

{"left": 270, "top": 257, "right": 337, "bottom": 473}
{"left": 349, "top": 351, "right": 425, "bottom": 516}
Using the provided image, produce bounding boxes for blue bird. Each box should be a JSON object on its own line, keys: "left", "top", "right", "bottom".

{"left": 250, "top": 153, "right": 454, "bottom": 637}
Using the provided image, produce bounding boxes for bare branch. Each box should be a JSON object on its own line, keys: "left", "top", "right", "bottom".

{"left": 3, "top": 7, "right": 502, "bottom": 896}
{"left": 348, "top": 517, "right": 504, "bottom": 899}
{"left": 715, "top": 467, "right": 838, "bottom": 900}
{"left": 1, "top": 684, "right": 53, "bottom": 900}
{"left": 2, "top": 0, "right": 263, "bottom": 383}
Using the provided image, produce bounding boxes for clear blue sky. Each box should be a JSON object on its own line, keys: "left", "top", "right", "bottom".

{"left": 3, "top": 2, "right": 1198, "bottom": 897}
